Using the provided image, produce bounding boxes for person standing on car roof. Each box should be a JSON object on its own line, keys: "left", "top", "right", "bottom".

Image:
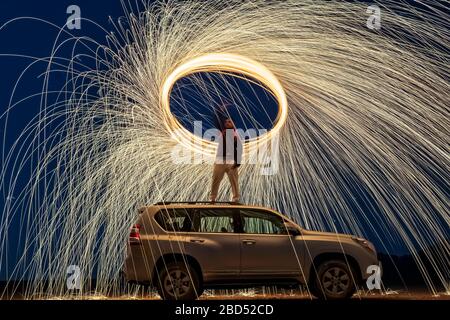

{"left": 210, "top": 114, "right": 243, "bottom": 203}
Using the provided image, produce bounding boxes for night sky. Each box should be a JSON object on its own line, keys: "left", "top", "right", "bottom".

{"left": 0, "top": 0, "right": 127, "bottom": 281}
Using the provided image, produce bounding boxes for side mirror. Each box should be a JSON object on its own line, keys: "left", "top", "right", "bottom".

{"left": 285, "top": 223, "right": 301, "bottom": 236}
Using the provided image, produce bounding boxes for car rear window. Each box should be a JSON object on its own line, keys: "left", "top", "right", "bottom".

{"left": 154, "top": 208, "right": 193, "bottom": 232}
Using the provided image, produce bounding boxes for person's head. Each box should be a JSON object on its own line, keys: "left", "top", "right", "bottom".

{"left": 223, "top": 118, "right": 235, "bottom": 130}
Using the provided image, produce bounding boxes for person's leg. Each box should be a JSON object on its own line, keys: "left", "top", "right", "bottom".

{"left": 226, "top": 165, "right": 240, "bottom": 203}
{"left": 210, "top": 164, "right": 226, "bottom": 202}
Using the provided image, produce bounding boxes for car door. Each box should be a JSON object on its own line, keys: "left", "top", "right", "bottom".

{"left": 239, "top": 208, "right": 304, "bottom": 279}
{"left": 183, "top": 208, "right": 241, "bottom": 280}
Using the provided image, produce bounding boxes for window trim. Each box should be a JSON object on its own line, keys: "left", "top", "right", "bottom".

{"left": 152, "top": 206, "right": 302, "bottom": 236}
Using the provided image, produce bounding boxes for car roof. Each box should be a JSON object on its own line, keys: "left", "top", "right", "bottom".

{"left": 138, "top": 203, "right": 292, "bottom": 222}
{"left": 147, "top": 202, "right": 270, "bottom": 209}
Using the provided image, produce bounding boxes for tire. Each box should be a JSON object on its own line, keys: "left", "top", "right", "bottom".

{"left": 156, "top": 261, "right": 201, "bottom": 300}
{"left": 312, "top": 260, "right": 357, "bottom": 300}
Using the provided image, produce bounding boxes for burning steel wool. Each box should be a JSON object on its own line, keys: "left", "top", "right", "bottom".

{"left": 0, "top": 0, "right": 449, "bottom": 298}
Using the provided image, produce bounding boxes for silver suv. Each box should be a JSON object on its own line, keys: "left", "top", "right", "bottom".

{"left": 124, "top": 202, "right": 380, "bottom": 300}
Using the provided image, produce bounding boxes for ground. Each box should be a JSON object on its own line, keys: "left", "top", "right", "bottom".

{"left": 17, "top": 289, "right": 450, "bottom": 300}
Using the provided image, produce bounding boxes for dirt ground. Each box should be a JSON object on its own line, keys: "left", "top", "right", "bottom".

{"left": 2, "top": 285, "right": 449, "bottom": 300}
{"left": 6, "top": 291, "right": 448, "bottom": 300}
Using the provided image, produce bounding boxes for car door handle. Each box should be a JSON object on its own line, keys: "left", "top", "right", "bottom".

{"left": 242, "top": 239, "right": 256, "bottom": 245}
{"left": 190, "top": 238, "right": 205, "bottom": 243}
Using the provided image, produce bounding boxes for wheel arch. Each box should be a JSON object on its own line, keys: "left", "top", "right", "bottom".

{"left": 308, "top": 252, "right": 363, "bottom": 288}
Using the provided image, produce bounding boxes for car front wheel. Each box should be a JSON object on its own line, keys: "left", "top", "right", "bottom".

{"left": 313, "top": 260, "right": 357, "bottom": 299}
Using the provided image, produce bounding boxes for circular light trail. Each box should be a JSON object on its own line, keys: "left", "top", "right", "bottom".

{"left": 160, "top": 53, "right": 288, "bottom": 156}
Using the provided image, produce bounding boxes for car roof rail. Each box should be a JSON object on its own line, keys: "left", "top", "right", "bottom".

{"left": 153, "top": 201, "right": 242, "bottom": 206}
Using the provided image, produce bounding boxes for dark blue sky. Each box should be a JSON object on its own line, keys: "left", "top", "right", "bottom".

{"left": 0, "top": 0, "right": 125, "bottom": 145}
{"left": 0, "top": 0, "right": 127, "bottom": 281}
{"left": 0, "top": 1, "right": 447, "bottom": 282}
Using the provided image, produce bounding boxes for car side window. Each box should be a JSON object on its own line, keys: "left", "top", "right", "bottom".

{"left": 194, "top": 209, "right": 240, "bottom": 233}
{"left": 240, "top": 209, "right": 287, "bottom": 235}
{"left": 154, "top": 208, "right": 194, "bottom": 232}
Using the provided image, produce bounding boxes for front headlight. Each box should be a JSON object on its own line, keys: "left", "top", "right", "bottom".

{"left": 352, "top": 237, "right": 376, "bottom": 254}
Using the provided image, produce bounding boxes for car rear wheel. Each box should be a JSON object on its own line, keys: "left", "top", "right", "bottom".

{"left": 156, "top": 261, "right": 201, "bottom": 300}
{"left": 313, "top": 260, "right": 357, "bottom": 300}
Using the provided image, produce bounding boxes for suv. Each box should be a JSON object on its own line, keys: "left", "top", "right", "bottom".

{"left": 124, "top": 202, "right": 380, "bottom": 300}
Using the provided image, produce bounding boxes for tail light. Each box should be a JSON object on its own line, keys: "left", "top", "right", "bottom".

{"left": 129, "top": 224, "right": 141, "bottom": 245}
